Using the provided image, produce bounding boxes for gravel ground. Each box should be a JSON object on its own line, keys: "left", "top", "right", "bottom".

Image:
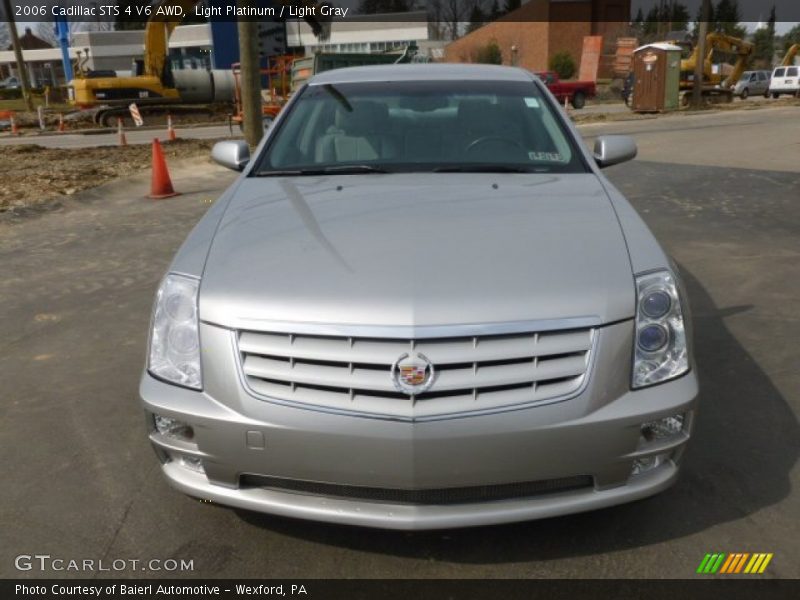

{"left": 0, "top": 138, "right": 225, "bottom": 218}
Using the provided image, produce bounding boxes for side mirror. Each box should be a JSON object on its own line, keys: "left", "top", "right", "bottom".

{"left": 211, "top": 140, "right": 250, "bottom": 171}
{"left": 593, "top": 135, "right": 637, "bottom": 168}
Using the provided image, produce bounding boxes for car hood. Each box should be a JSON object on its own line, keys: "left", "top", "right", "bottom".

{"left": 199, "top": 173, "right": 635, "bottom": 330}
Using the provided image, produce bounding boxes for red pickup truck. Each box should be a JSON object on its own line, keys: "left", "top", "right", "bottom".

{"left": 534, "top": 71, "right": 596, "bottom": 109}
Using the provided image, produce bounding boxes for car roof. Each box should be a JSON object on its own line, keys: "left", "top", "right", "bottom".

{"left": 308, "top": 63, "right": 535, "bottom": 85}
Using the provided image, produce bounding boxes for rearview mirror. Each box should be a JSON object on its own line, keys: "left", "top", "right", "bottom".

{"left": 211, "top": 140, "right": 250, "bottom": 171}
{"left": 593, "top": 135, "right": 637, "bottom": 168}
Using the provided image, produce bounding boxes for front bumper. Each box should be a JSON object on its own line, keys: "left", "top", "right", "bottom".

{"left": 140, "top": 321, "right": 698, "bottom": 530}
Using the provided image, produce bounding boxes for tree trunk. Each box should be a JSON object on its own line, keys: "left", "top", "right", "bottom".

{"left": 692, "top": 0, "right": 710, "bottom": 109}
{"left": 2, "top": 0, "right": 34, "bottom": 111}
{"left": 237, "top": 1, "right": 263, "bottom": 147}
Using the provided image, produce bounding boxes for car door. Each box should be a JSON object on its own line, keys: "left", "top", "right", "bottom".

{"left": 754, "top": 72, "right": 764, "bottom": 94}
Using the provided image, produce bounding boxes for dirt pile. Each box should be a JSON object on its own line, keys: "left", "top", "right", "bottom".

{"left": 0, "top": 138, "right": 223, "bottom": 216}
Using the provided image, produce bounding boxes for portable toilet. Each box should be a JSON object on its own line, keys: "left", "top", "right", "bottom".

{"left": 631, "top": 43, "right": 682, "bottom": 112}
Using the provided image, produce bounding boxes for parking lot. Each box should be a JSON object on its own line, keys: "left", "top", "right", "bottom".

{"left": 1, "top": 105, "right": 798, "bottom": 578}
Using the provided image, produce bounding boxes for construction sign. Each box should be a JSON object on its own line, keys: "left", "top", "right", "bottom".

{"left": 128, "top": 103, "right": 144, "bottom": 127}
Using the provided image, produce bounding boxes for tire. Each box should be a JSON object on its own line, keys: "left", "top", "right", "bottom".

{"left": 571, "top": 91, "right": 586, "bottom": 109}
{"left": 772, "top": 93, "right": 780, "bottom": 99}
{"left": 740, "top": 88, "right": 748, "bottom": 100}
{"left": 764, "top": 89, "right": 770, "bottom": 98}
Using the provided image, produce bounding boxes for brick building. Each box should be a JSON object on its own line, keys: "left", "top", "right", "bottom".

{"left": 444, "top": 0, "right": 630, "bottom": 77}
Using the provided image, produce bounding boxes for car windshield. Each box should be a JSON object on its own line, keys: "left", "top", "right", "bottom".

{"left": 253, "top": 79, "right": 587, "bottom": 175}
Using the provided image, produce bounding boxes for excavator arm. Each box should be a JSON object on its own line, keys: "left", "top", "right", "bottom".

{"left": 676, "top": 32, "right": 753, "bottom": 89}
{"left": 707, "top": 33, "right": 754, "bottom": 88}
{"left": 143, "top": 0, "right": 333, "bottom": 84}
{"left": 782, "top": 44, "right": 799, "bottom": 67}
{"left": 142, "top": 0, "right": 198, "bottom": 80}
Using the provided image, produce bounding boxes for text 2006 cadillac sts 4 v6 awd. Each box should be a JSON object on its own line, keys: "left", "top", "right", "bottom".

{"left": 141, "top": 64, "right": 697, "bottom": 530}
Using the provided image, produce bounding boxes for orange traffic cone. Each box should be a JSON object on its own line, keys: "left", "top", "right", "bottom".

{"left": 166, "top": 114, "right": 177, "bottom": 141}
{"left": 148, "top": 138, "right": 180, "bottom": 199}
{"left": 117, "top": 118, "right": 127, "bottom": 146}
{"left": 57, "top": 113, "right": 65, "bottom": 133}
{"left": 10, "top": 115, "right": 20, "bottom": 136}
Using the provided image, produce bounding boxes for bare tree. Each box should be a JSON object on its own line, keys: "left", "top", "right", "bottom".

{"left": 430, "top": 0, "right": 488, "bottom": 41}
{"left": 80, "top": 20, "right": 114, "bottom": 33}
{"left": 0, "top": 21, "right": 10, "bottom": 52}
{"left": 36, "top": 22, "right": 59, "bottom": 48}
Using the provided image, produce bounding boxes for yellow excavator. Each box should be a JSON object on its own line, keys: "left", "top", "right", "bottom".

{"left": 781, "top": 44, "right": 799, "bottom": 66}
{"left": 664, "top": 32, "right": 753, "bottom": 104}
{"left": 69, "top": 0, "right": 331, "bottom": 125}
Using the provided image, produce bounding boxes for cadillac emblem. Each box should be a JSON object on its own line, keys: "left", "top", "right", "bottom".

{"left": 391, "top": 352, "right": 435, "bottom": 395}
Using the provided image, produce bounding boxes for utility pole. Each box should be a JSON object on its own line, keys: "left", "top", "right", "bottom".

{"left": 692, "top": 0, "right": 710, "bottom": 108}
{"left": 238, "top": 0, "right": 263, "bottom": 147}
{"left": 1, "top": 0, "right": 34, "bottom": 111}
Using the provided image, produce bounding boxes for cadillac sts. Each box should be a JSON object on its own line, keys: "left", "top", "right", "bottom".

{"left": 141, "top": 64, "right": 698, "bottom": 529}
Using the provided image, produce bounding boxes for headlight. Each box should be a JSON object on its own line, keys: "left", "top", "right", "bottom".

{"left": 632, "top": 270, "right": 689, "bottom": 389}
{"left": 148, "top": 273, "right": 202, "bottom": 390}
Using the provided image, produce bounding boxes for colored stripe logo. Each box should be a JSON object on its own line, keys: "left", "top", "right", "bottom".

{"left": 697, "top": 553, "right": 773, "bottom": 574}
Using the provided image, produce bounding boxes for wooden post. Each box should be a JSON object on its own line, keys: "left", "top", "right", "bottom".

{"left": 237, "top": 1, "right": 263, "bottom": 147}
{"left": 692, "top": 0, "right": 710, "bottom": 108}
{"left": 2, "top": 0, "right": 34, "bottom": 111}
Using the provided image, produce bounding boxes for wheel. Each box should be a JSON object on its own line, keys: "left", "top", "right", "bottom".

{"left": 571, "top": 91, "right": 586, "bottom": 109}
{"left": 764, "top": 89, "right": 770, "bottom": 98}
{"left": 100, "top": 112, "right": 119, "bottom": 128}
{"left": 740, "top": 88, "right": 748, "bottom": 100}
{"left": 772, "top": 93, "right": 779, "bottom": 99}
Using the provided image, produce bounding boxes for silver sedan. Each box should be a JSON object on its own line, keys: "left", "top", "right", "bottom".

{"left": 140, "top": 64, "right": 698, "bottom": 529}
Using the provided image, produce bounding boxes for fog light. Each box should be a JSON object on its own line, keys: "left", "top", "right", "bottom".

{"left": 631, "top": 452, "right": 670, "bottom": 476}
{"left": 154, "top": 414, "right": 194, "bottom": 441}
{"left": 641, "top": 414, "right": 684, "bottom": 443}
{"left": 180, "top": 455, "right": 205, "bottom": 473}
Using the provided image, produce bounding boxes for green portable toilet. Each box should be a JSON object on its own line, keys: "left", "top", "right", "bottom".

{"left": 632, "top": 43, "right": 682, "bottom": 112}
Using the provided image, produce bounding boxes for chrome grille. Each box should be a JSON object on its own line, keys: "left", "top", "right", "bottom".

{"left": 237, "top": 327, "right": 595, "bottom": 418}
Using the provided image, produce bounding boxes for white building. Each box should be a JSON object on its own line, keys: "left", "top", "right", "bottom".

{"left": 0, "top": 24, "right": 213, "bottom": 87}
{"left": 286, "top": 11, "right": 444, "bottom": 59}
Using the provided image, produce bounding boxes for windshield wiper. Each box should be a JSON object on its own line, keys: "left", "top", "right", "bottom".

{"left": 319, "top": 164, "right": 390, "bottom": 174}
{"left": 255, "top": 165, "right": 390, "bottom": 177}
{"left": 432, "top": 165, "right": 534, "bottom": 173}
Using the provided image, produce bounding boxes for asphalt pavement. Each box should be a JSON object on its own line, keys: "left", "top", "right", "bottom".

{"left": 1, "top": 106, "right": 798, "bottom": 579}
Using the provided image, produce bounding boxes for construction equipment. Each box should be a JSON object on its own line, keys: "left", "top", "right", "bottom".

{"left": 781, "top": 44, "right": 799, "bottom": 67}
{"left": 68, "top": 0, "right": 331, "bottom": 126}
{"left": 232, "top": 55, "right": 295, "bottom": 129}
{"left": 230, "top": 44, "right": 423, "bottom": 129}
{"left": 663, "top": 32, "right": 754, "bottom": 104}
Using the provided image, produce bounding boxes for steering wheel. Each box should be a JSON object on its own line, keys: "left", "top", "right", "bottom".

{"left": 465, "top": 136, "right": 526, "bottom": 155}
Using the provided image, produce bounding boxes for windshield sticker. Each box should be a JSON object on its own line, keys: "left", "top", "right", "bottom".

{"left": 529, "top": 151, "right": 563, "bottom": 162}
{"left": 524, "top": 97, "right": 541, "bottom": 108}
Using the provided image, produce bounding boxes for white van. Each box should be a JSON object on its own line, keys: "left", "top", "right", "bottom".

{"left": 769, "top": 66, "right": 799, "bottom": 98}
